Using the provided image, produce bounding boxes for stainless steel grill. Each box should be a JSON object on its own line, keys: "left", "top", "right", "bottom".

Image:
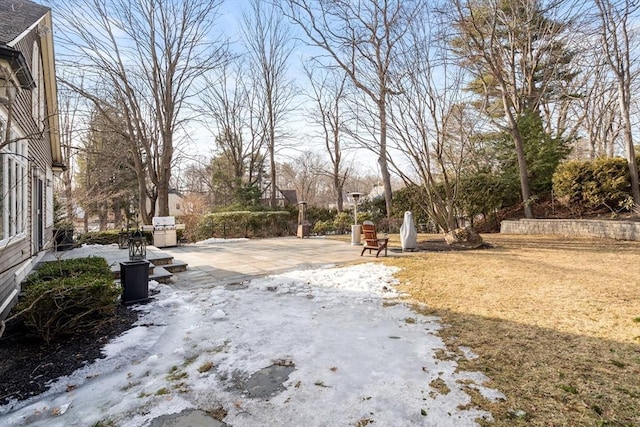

{"left": 146, "top": 216, "right": 184, "bottom": 248}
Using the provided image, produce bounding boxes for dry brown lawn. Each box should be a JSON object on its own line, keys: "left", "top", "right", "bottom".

{"left": 377, "top": 233, "right": 640, "bottom": 426}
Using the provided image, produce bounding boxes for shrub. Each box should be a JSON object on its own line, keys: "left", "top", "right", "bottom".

{"left": 26, "top": 256, "right": 112, "bottom": 283}
{"left": 176, "top": 214, "right": 200, "bottom": 243}
{"left": 358, "top": 197, "right": 386, "bottom": 223}
{"left": 590, "top": 157, "right": 632, "bottom": 211}
{"left": 333, "top": 212, "right": 352, "bottom": 234}
{"left": 15, "top": 257, "right": 120, "bottom": 344}
{"left": 553, "top": 157, "right": 633, "bottom": 216}
{"left": 458, "top": 172, "right": 514, "bottom": 221}
{"left": 313, "top": 220, "right": 334, "bottom": 235}
{"left": 390, "top": 186, "right": 430, "bottom": 224}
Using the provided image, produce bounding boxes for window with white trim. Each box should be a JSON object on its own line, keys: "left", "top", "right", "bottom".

{"left": 0, "top": 123, "right": 28, "bottom": 244}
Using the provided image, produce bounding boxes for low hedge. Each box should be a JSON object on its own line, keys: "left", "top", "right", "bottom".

{"left": 197, "top": 211, "right": 291, "bottom": 239}
{"left": 15, "top": 257, "right": 120, "bottom": 344}
{"left": 75, "top": 230, "right": 122, "bottom": 245}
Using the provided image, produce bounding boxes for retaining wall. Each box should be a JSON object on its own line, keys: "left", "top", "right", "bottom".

{"left": 500, "top": 219, "right": 640, "bottom": 241}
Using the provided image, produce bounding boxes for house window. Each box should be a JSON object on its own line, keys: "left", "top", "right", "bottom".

{"left": 0, "top": 126, "right": 28, "bottom": 244}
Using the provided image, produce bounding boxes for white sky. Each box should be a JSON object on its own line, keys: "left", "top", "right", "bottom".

{"left": 0, "top": 256, "right": 504, "bottom": 426}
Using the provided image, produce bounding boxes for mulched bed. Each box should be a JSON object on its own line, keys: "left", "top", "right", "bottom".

{"left": 0, "top": 305, "right": 137, "bottom": 406}
{"left": 408, "top": 238, "right": 493, "bottom": 252}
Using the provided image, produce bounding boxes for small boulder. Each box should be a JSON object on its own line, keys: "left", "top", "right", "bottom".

{"left": 444, "top": 226, "right": 484, "bottom": 249}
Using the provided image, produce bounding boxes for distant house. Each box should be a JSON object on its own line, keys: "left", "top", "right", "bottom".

{"left": 147, "top": 189, "right": 186, "bottom": 217}
{"left": 0, "top": 1, "right": 63, "bottom": 320}
{"left": 260, "top": 183, "right": 298, "bottom": 207}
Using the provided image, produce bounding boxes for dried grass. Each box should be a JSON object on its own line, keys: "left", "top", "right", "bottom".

{"left": 383, "top": 233, "right": 640, "bottom": 426}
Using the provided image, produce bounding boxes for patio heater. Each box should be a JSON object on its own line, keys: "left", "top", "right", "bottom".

{"left": 349, "top": 192, "right": 363, "bottom": 245}
{"left": 297, "top": 201, "right": 310, "bottom": 238}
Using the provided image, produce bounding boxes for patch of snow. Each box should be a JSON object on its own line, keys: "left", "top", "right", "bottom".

{"left": 195, "top": 237, "right": 249, "bottom": 245}
{"left": 459, "top": 346, "right": 480, "bottom": 360}
{"left": 0, "top": 263, "right": 502, "bottom": 426}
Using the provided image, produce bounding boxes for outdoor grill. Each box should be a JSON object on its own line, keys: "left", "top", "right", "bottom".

{"left": 144, "top": 216, "right": 185, "bottom": 248}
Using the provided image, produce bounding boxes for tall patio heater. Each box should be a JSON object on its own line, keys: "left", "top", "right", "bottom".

{"left": 349, "top": 192, "right": 363, "bottom": 245}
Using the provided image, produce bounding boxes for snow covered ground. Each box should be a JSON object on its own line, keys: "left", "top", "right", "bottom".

{"left": 0, "top": 263, "right": 504, "bottom": 426}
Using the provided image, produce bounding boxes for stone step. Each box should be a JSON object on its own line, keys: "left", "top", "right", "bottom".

{"left": 163, "top": 261, "right": 188, "bottom": 273}
{"left": 148, "top": 255, "right": 175, "bottom": 266}
{"left": 114, "top": 265, "right": 173, "bottom": 285}
{"left": 150, "top": 265, "right": 173, "bottom": 284}
{"left": 111, "top": 256, "right": 187, "bottom": 284}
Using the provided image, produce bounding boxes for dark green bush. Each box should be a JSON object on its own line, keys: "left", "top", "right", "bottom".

{"left": 16, "top": 257, "right": 119, "bottom": 344}
{"left": 390, "top": 185, "right": 430, "bottom": 224}
{"left": 357, "top": 197, "right": 386, "bottom": 223}
{"left": 458, "top": 171, "right": 515, "bottom": 221}
{"left": 553, "top": 157, "right": 633, "bottom": 215}
{"left": 304, "top": 206, "right": 337, "bottom": 224}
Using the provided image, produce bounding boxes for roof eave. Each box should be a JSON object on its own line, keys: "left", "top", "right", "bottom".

{"left": 0, "top": 44, "right": 35, "bottom": 90}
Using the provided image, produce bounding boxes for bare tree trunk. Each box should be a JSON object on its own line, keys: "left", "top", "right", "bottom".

{"left": 503, "top": 100, "right": 534, "bottom": 218}
{"left": 378, "top": 99, "right": 393, "bottom": 220}
{"left": 619, "top": 82, "right": 640, "bottom": 203}
{"left": 269, "top": 132, "right": 277, "bottom": 207}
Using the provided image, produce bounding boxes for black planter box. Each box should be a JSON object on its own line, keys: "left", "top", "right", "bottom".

{"left": 120, "top": 260, "right": 150, "bottom": 304}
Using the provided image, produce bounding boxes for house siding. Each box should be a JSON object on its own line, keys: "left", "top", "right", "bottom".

{"left": 0, "top": 10, "right": 56, "bottom": 320}
{"left": 0, "top": 238, "right": 30, "bottom": 318}
{"left": 0, "top": 269, "right": 17, "bottom": 319}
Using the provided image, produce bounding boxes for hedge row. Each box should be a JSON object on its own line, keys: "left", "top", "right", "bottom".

{"left": 197, "top": 211, "right": 291, "bottom": 239}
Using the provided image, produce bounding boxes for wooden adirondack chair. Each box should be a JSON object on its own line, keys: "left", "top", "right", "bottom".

{"left": 360, "top": 220, "right": 388, "bottom": 257}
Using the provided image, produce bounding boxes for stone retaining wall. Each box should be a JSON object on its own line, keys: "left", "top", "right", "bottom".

{"left": 500, "top": 219, "right": 640, "bottom": 241}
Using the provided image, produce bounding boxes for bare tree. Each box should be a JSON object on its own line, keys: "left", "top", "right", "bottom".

{"left": 242, "top": 0, "right": 296, "bottom": 207}
{"left": 52, "top": 0, "right": 228, "bottom": 223}
{"left": 180, "top": 162, "right": 213, "bottom": 195}
{"left": 281, "top": 0, "right": 424, "bottom": 222}
{"left": 199, "top": 58, "right": 266, "bottom": 195}
{"left": 387, "top": 11, "right": 475, "bottom": 239}
{"left": 74, "top": 107, "right": 137, "bottom": 231}
{"left": 55, "top": 83, "right": 84, "bottom": 223}
{"left": 569, "top": 52, "right": 621, "bottom": 158}
{"left": 594, "top": 0, "right": 640, "bottom": 203}
{"left": 303, "top": 64, "right": 350, "bottom": 211}
{"left": 279, "top": 151, "right": 325, "bottom": 204}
